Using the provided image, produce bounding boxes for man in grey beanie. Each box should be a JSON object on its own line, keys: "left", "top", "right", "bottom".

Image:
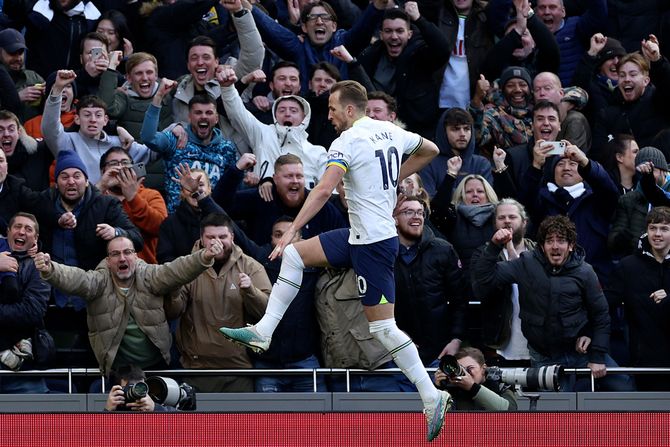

{"left": 609, "top": 146, "right": 670, "bottom": 259}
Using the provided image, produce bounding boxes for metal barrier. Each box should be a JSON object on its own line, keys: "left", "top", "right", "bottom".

{"left": 2, "top": 366, "right": 670, "bottom": 393}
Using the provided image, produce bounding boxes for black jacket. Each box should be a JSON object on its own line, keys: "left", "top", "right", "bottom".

{"left": 481, "top": 14, "right": 560, "bottom": 81}
{"left": 606, "top": 236, "right": 670, "bottom": 367}
{"left": 0, "top": 250, "right": 49, "bottom": 350}
{"left": 423, "top": 0, "right": 495, "bottom": 100}
{"left": 38, "top": 186, "right": 143, "bottom": 271}
{"left": 156, "top": 200, "right": 202, "bottom": 264}
{"left": 6, "top": 140, "right": 53, "bottom": 192}
{"left": 3, "top": 0, "right": 98, "bottom": 78}
{"left": 358, "top": 16, "right": 451, "bottom": 138}
{"left": 592, "top": 57, "right": 670, "bottom": 153}
{"left": 394, "top": 227, "right": 467, "bottom": 364}
{"left": 0, "top": 175, "right": 51, "bottom": 237}
{"left": 143, "top": 0, "right": 236, "bottom": 79}
{"left": 475, "top": 238, "right": 536, "bottom": 349}
{"left": 472, "top": 242, "right": 610, "bottom": 363}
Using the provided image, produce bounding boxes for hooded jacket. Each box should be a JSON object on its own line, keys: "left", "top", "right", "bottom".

{"left": 221, "top": 85, "right": 327, "bottom": 188}
{"left": 472, "top": 242, "right": 610, "bottom": 363}
{"left": 140, "top": 102, "right": 238, "bottom": 213}
{"left": 165, "top": 241, "right": 270, "bottom": 369}
{"left": 420, "top": 108, "right": 493, "bottom": 198}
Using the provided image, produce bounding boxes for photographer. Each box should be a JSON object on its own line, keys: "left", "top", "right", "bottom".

{"left": 434, "top": 347, "right": 517, "bottom": 411}
{"left": 104, "top": 366, "right": 174, "bottom": 412}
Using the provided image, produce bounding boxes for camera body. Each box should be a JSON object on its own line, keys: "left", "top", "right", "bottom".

{"left": 121, "top": 381, "right": 149, "bottom": 403}
{"left": 438, "top": 355, "right": 466, "bottom": 380}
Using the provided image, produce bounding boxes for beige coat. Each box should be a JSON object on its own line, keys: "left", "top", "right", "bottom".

{"left": 42, "top": 250, "right": 213, "bottom": 375}
{"left": 165, "top": 242, "right": 271, "bottom": 369}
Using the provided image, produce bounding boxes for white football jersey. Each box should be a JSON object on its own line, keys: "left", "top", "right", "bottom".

{"left": 327, "top": 117, "right": 422, "bottom": 244}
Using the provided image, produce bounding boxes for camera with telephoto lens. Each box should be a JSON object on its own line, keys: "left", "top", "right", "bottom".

{"left": 439, "top": 355, "right": 563, "bottom": 391}
{"left": 146, "top": 376, "right": 197, "bottom": 411}
{"left": 485, "top": 365, "right": 564, "bottom": 392}
{"left": 122, "top": 381, "right": 149, "bottom": 403}
{"left": 438, "top": 355, "right": 467, "bottom": 380}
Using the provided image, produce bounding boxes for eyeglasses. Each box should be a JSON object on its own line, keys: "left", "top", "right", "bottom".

{"left": 104, "top": 159, "right": 133, "bottom": 168}
{"left": 305, "top": 13, "right": 333, "bottom": 22}
{"left": 108, "top": 248, "right": 136, "bottom": 258}
{"left": 399, "top": 209, "right": 425, "bottom": 218}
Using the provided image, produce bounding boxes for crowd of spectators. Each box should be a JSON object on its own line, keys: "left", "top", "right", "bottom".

{"left": 1, "top": 0, "right": 670, "bottom": 396}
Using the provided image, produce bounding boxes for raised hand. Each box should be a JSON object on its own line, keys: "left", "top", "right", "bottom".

{"left": 588, "top": 33, "right": 607, "bottom": 57}
{"left": 447, "top": 155, "right": 462, "bottom": 177}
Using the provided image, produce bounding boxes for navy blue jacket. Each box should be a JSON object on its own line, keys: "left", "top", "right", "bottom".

{"left": 0, "top": 250, "right": 49, "bottom": 350}
{"left": 420, "top": 108, "right": 493, "bottom": 199}
{"left": 519, "top": 159, "right": 618, "bottom": 284}
{"left": 251, "top": 3, "right": 383, "bottom": 93}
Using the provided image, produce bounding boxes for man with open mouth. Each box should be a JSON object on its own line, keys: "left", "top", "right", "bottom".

{"left": 219, "top": 64, "right": 328, "bottom": 195}
{"left": 593, "top": 38, "right": 670, "bottom": 154}
{"left": 0, "top": 211, "right": 51, "bottom": 393}
{"left": 356, "top": 3, "right": 452, "bottom": 139}
{"left": 41, "top": 69, "right": 156, "bottom": 185}
{"left": 141, "top": 79, "right": 237, "bottom": 213}
{"left": 534, "top": 0, "right": 607, "bottom": 86}
{"left": 473, "top": 214, "right": 634, "bottom": 392}
{"left": 168, "top": 0, "right": 265, "bottom": 155}
{"left": 470, "top": 65, "right": 534, "bottom": 153}
{"left": 250, "top": 0, "right": 388, "bottom": 93}
{"left": 33, "top": 229, "right": 224, "bottom": 379}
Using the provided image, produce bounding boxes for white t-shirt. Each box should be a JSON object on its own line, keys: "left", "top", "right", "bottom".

{"left": 439, "top": 15, "right": 470, "bottom": 109}
{"left": 497, "top": 247, "right": 530, "bottom": 360}
{"left": 327, "top": 117, "right": 422, "bottom": 245}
